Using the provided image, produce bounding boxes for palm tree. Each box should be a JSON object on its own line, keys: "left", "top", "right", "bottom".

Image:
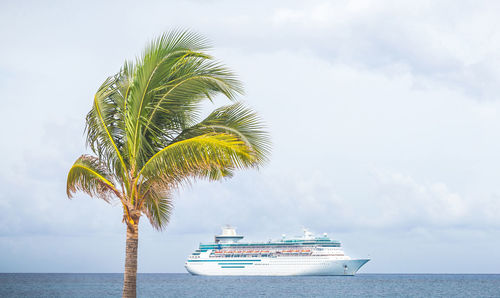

{"left": 66, "top": 30, "right": 270, "bottom": 298}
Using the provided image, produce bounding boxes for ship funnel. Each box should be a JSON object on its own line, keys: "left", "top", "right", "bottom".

{"left": 303, "top": 228, "right": 314, "bottom": 240}
{"left": 215, "top": 225, "right": 244, "bottom": 244}
{"left": 221, "top": 226, "right": 237, "bottom": 236}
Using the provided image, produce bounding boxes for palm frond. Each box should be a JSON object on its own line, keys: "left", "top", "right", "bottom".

{"left": 133, "top": 61, "right": 244, "bottom": 169}
{"left": 137, "top": 133, "right": 257, "bottom": 183}
{"left": 66, "top": 155, "right": 118, "bottom": 203}
{"left": 124, "top": 29, "right": 244, "bottom": 173}
{"left": 126, "top": 30, "right": 211, "bottom": 164}
{"left": 173, "top": 102, "right": 271, "bottom": 164}
{"left": 196, "top": 166, "right": 235, "bottom": 181}
{"left": 140, "top": 183, "right": 173, "bottom": 230}
{"left": 85, "top": 76, "right": 128, "bottom": 178}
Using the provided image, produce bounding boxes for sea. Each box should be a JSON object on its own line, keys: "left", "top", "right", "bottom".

{"left": 0, "top": 273, "right": 499, "bottom": 297}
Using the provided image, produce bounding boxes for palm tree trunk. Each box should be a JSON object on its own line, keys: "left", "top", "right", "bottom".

{"left": 123, "top": 222, "right": 139, "bottom": 298}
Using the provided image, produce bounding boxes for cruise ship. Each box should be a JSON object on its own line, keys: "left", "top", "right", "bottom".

{"left": 185, "top": 226, "right": 370, "bottom": 276}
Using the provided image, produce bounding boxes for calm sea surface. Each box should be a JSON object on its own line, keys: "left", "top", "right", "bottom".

{"left": 0, "top": 273, "right": 499, "bottom": 297}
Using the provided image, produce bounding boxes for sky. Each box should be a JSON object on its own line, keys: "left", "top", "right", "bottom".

{"left": 1, "top": 0, "right": 500, "bottom": 273}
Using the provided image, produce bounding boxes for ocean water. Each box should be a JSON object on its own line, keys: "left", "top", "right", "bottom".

{"left": 0, "top": 273, "right": 499, "bottom": 297}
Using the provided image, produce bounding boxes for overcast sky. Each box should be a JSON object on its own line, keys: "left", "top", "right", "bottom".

{"left": 1, "top": 0, "right": 500, "bottom": 273}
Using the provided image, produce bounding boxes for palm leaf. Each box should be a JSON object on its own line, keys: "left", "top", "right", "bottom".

{"left": 85, "top": 76, "right": 128, "bottom": 177}
{"left": 123, "top": 30, "right": 244, "bottom": 173}
{"left": 140, "top": 185, "right": 173, "bottom": 230}
{"left": 66, "top": 155, "right": 118, "bottom": 203}
{"left": 126, "top": 30, "right": 213, "bottom": 166}
{"left": 172, "top": 102, "right": 271, "bottom": 164}
{"left": 137, "top": 133, "right": 257, "bottom": 183}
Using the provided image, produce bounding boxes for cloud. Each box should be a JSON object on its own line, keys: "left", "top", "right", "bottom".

{"left": 166, "top": 166, "right": 500, "bottom": 239}
{"left": 244, "top": 1, "right": 500, "bottom": 100}
{"left": 370, "top": 169, "right": 473, "bottom": 228}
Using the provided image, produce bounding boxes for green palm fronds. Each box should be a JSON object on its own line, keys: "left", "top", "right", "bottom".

{"left": 66, "top": 155, "right": 119, "bottom": 203}
{"left": 67, "top": 28, "right": 270, "bottom": 229}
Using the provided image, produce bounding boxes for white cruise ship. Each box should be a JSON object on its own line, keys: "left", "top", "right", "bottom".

{"left": 185, "top": 226, "right": 369, "bottom": 276}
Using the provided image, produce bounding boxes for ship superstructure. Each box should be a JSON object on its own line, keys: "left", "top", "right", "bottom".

{"left": 185, "top": 226, "right": 369, "bottom": 276}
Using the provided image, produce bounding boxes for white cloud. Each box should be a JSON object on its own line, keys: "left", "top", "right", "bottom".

{"left": 265, "top": 1, "right": 500, "bottom": 100}
{"left": 371, "top": 169, "right": 467, "bottom": 227}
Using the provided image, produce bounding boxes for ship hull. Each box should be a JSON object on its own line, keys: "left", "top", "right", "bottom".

{"left": 185, "top": 258, "right": 369, "bottom": 276}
